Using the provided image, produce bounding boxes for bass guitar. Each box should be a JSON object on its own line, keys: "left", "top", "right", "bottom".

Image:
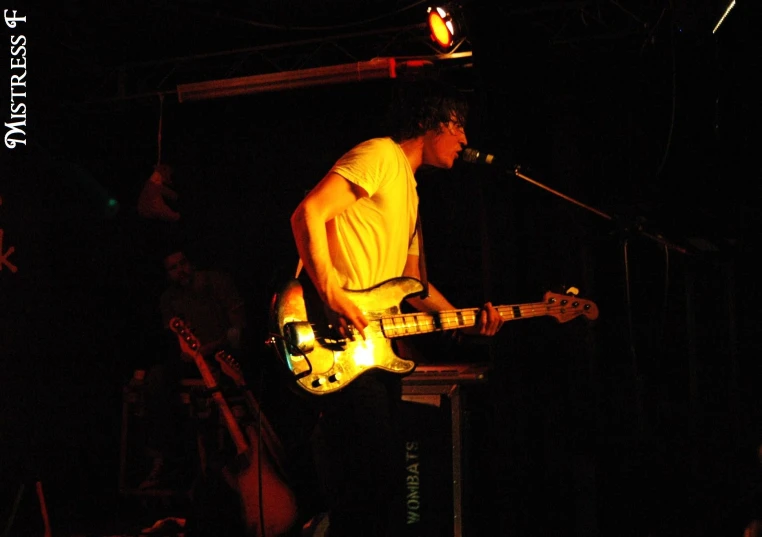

{"left": 170, "top": 318, "right": 298, "bottom": 537}
{"left": 269, "top": 276, "right": 599, "bottom": 396}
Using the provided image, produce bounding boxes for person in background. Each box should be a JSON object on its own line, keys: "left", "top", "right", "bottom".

{"left": 138, "top": 247, "right": 246, "bottom": 490}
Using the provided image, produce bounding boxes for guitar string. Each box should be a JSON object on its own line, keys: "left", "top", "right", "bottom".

{"left": 300, "top": 304, "right": 593, "bottom": 341}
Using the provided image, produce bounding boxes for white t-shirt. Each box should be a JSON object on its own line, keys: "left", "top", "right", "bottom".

{"left": 328, "top": 137, "right": 419, "bottom": 290}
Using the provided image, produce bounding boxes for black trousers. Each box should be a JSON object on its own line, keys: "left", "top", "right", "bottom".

{"left": 310, "top": 372, "right": 404, "bottom": 537}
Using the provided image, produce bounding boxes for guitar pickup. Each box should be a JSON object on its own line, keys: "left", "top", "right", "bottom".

{"left": 284, "top": 321, "right": 316, "bottom": 355}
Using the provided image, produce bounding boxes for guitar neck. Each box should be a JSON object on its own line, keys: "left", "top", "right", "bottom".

{"left": 380, "top": 301, "right": 549, "bottom": 338}
{"left": 197, "top": 361, "right": 250, "bottom": 455}
{"left": 170, "top": 319, "right": 250, "bottom": 454}
{"left": 227, "top": 377, "right": 292, "bottom": 476}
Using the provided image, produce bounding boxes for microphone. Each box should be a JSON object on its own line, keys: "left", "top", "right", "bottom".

{"left": 461, "top": 147, "right": 523, "bottom": 172}
{"left": 461, "top": 148, "right": 495, "bottom": 165}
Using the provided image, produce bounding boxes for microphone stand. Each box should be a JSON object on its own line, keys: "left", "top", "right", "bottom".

{"left": 509, "top": 164, "right": 691, "bottom": 433}
{"left": 513, "top": 166, "right": 688, "bottom": 254}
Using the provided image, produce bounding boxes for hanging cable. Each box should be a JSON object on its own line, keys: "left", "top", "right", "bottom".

{"left": 137, "top": 94, "right": 180, "bottom": 222}
{"left": 157, "top": 94, "right": 164, "bottom": 165}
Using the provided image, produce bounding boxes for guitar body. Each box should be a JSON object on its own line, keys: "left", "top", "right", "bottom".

{"left": 270, "top": 277, "right": 421, "bottom": 395}
{"left": 169, "top": 318, "right": 299, "bottom": 537}
{"left": 214, "top": 350, "right": 300, "bottom": 537}
{"left": 229, "top": 425, "right": 299, "bottom": 537}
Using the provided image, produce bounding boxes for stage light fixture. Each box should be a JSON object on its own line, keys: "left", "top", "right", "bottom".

{"left": 427, "top": 3, "right": 464, "bottom": 51}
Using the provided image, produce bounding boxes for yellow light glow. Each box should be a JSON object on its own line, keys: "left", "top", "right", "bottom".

{"left": 351, "top": 338, "right": 376, "bottom": 367}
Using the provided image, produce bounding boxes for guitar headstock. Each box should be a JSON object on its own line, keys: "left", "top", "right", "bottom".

{"left": 542, "top": 291, "right": 599, "bottom": 323}
{"left": 168, "top": 317, "right": 201, "bottom": 359}
{"left": 215, "top": 350, "right": 245, "bottom": 387}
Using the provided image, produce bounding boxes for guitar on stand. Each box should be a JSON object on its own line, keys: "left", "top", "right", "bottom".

{"left": 170, "top": 317, "right": 299, "bottom": 537}
{"left": 214, "top": 349, "right": 292, "bottom": 483}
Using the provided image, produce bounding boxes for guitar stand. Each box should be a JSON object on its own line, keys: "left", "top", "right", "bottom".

{"left": 2, "top": 481, "right": 53, "bottom": 537}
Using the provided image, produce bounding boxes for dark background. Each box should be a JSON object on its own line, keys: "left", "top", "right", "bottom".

{"left": 3, "top": 1, "right": 762, "bottom": 536}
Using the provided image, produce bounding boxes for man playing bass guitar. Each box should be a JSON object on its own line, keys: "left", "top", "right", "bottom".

{"left": 289, "top": 79, "right": 504, "bottom": 537}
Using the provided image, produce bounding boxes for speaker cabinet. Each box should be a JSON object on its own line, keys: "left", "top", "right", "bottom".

{"left": 388, "top": 375, "right": 479, "bottom": 537}
{"left": 390, "top": 393, "right": 454, "bottom": 537}
{"left": 393, "top": 363, "right": 491, "bottom": 537}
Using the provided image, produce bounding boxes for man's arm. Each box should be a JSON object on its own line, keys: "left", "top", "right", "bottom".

{"left": 290, "top": 171, "right": 370, "bottom": 337}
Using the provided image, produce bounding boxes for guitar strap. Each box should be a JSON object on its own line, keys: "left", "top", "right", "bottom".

{"left": 293, "top": 211, "right": 429, "bottom": 299}
{"left": 415, "top": 211, "right": 429, "bottom": 299}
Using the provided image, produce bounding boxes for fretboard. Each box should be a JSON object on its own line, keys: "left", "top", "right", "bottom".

{"left": 379, "top": 302, "right": 550, "bottom": 338}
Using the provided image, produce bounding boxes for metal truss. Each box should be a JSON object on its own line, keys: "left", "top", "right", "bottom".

{"left": 93, "top": 22, "right": 473, "bottom": 103}
{"left": 87, "top": 0, "right": 715, "bottom": 103}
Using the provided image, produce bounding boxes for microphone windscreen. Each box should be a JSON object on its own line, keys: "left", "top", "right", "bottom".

{"left": 461, "top": 148, "right": 480, "bottom": 163}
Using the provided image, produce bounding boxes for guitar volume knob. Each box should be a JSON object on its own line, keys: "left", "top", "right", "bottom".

{"left": 311, "top": 377, "right": 327, "bottom": 388}
{"left": 328, "top": 372, "right": 342, "bottom": 383}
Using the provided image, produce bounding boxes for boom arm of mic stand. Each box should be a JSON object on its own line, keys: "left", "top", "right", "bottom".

{"left": 511, "top": 167, "right": 689, "bottom": 255}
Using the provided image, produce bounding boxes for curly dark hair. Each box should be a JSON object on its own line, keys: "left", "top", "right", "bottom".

{"left": 383, "top": 78, "right": 469, "bottom": 143}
